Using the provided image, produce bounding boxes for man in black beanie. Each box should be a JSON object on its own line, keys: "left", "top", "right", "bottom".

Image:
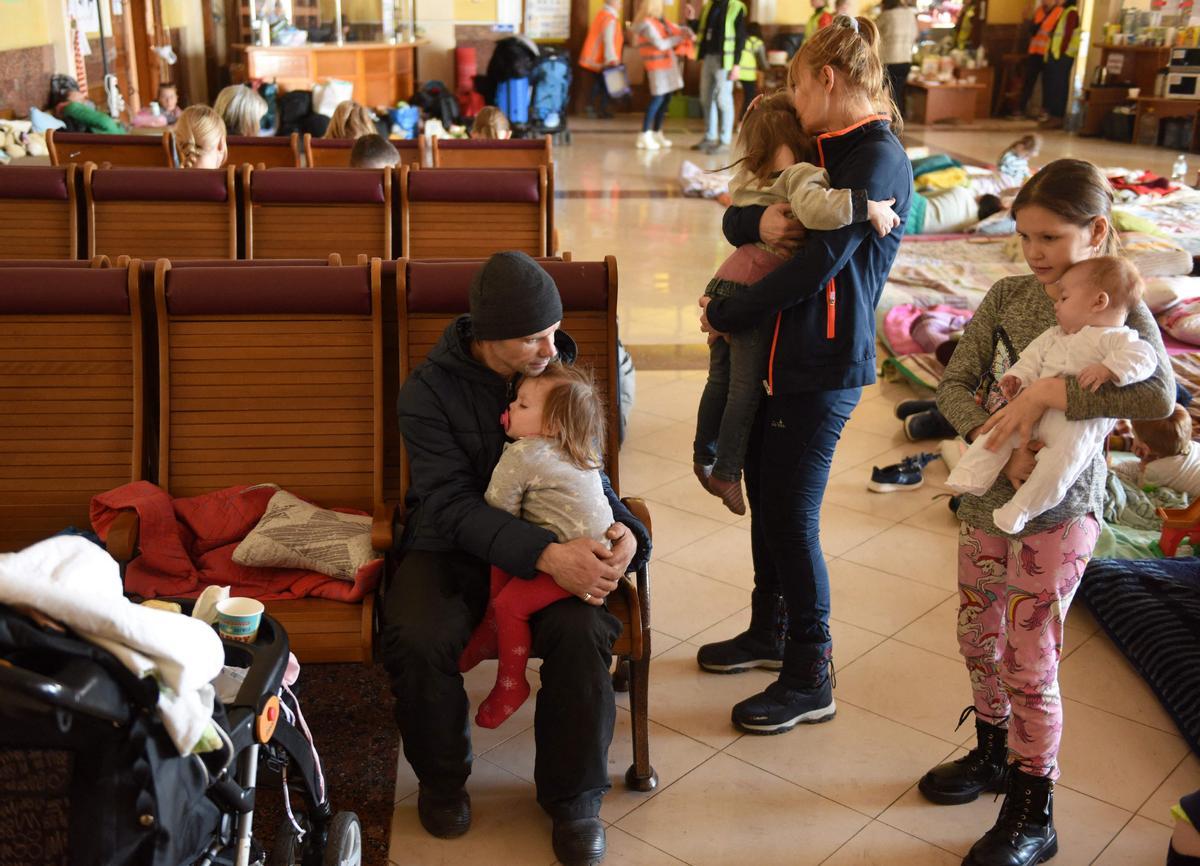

{"left": 382, "top": 251, "right": 650, "bottom": 866}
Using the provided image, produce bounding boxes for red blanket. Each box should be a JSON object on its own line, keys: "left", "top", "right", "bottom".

{"left": 91, "top": 481, "right": 382, "bottom": 602}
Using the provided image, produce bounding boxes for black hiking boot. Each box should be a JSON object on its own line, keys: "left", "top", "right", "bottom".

{"left": 731, "top": 641, "right": 836, "bottom": 734}
{"left": 963, "top": 767, "right": 1058, "bottom": 866}
{"left": 919, "top": 707, "right": 1010, "bottom": 805}
{"left": 696, "top": 589, "right": 786, "bottom": 673}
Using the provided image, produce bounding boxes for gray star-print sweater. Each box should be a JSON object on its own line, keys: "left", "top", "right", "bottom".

{"left": 485, "top": 437, "right": 615, "bottom": 547}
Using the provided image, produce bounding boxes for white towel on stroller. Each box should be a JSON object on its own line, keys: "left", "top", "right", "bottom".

{"left": 0, "top": 536, "right": 224, "bottom": 754}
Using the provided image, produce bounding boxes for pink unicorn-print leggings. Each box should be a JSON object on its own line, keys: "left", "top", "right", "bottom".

{"left": 956, "top": 514, "right": 1100, "bottom": 780}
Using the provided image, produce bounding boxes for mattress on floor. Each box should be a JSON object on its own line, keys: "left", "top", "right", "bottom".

{"left": 1080, "top": 557, "right": 1200, "bottom": 756}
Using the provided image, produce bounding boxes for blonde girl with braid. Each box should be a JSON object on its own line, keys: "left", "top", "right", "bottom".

{"left": 174, "top": 106, "right": 227, "bottom": 169}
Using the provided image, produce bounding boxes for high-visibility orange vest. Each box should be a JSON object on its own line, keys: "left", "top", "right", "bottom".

{"left": 1028, "top": 4, "right": 1062, "bottom": 57}
{"left": 580, "top": 6, "right": 624, "bottom": 72}
{"left": 637, "top": 18, "right": 675, "bottom": 72}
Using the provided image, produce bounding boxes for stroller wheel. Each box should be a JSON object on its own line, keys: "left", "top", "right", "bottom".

{"left": 322, "top": 812, "right": 362, "bottom": 866}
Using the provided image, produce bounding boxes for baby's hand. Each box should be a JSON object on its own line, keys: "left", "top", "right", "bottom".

{"left": 1078, "top": 363, "right": 1116, "bottom": 392}
{"left": 867, "top": 198, "right": 900, "bottom": 238}
{"left": 999, "top": 374, "right": 1022, "bottom": 399}
{"left": 1132, "top": 439, "right": 1152, "bottom": 462}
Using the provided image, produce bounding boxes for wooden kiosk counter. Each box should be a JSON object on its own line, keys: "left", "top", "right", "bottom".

{"left": 243, "top": 41, "right": 428, "bottom": 106}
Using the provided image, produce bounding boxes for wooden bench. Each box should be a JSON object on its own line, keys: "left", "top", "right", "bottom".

{"left": 48, "top": 130, "right": 173, "bottom": 167}
{"left": 304, "top": 133, "right": 424, "bottom": 168}
{"left": 0, "top": 165, "right": 80, "bottom": 260}
{"left": 400, "top": 166, "right": 549, "bottom": 258}
{"left": 83, "top": 164, "right": 238, "bottom": 261}
{"left": 0, "top": 261, "right": 144, "bottom": 552}
{"left": 245, "top": 166, "right": 392, "bottom": 260}
{"left": 114, "top": 259, "right": 391, "bottom": 662}
{"left": 224, "top": 133, "right": 302, "bottom": 168}
{"left": 394, "top": 255, "right": 656, "bottom": 791}
{"left": 432, "top": 136, "right": 552, "bottom": 169}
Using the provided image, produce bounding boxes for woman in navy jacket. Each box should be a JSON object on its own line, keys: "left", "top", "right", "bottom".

{"left": 697, "top": 15, "right": 912, "bottom": 734}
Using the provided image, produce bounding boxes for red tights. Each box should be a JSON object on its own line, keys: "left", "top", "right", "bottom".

{"left": 458, "top": 566, "right": 570, "bottom": 728}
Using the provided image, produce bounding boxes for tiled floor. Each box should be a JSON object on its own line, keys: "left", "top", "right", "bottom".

{"left": 387, "top": 119, "right": 1199, "bottom": 865}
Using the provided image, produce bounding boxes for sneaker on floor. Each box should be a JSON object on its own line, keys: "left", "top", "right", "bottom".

{"left": 654, "top": 130, "right": 673, "bottom": 148}
{"left": 894, "top": 398, "right": 937, "bottom": 420}
{"left": 868, "top": 452, "right": 940, "bottom": 493}
{"left": 690, "top": 138, "right": 716, "bottom": 151}
{"left": 636, "top": 130, "right": 660, "bottom": 150}
{"left": 703, "top": 141, "right": 730, "bottom": 155}
{"left": 904, "top": 409, "right": 957, "bottom": 442}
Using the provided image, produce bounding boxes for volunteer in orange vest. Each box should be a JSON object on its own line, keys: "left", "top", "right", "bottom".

{"left": 1018, "top": 0, "right": 1062, "bottom": 118}
{"left": 633, "top": 0, "right": 694, "bottom": 150}
{"left": 579, "top": 0, "right": 624, "bottom": 118}
{"left": 685, "top": 0, "right": 748, "bottom": 153}
{"left": 1039, "top": 0, "right": 1079, "bottom": 128}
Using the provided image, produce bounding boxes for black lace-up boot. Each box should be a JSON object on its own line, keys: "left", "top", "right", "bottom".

{"left": 963, "top": 767, "right": 1057, "bottom": 866}
{"left": 919, "top": 707, "right": 1010, "bottom": 805}
{"left": 696, "top": 589, "right": 786, "bottom": 673}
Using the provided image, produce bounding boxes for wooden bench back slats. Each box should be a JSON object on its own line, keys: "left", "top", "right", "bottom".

{"left": 223, "top": 133, "right": 301, "bottom": 168}
{"left": 84, "top": 165, "right": 237, "bottom": 261}
{"left": 432, "top": 137, "right": 553, "bottom": 169}
{"left": 48, "top": 130, "right": 173, "bottom": 167}
{"left": 0, "top": 266, "right": 143, "bottom": 552}
{"left": 0, "top": 201, "right": 78, "bottom": 259}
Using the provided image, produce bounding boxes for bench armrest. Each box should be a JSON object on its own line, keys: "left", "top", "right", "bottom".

{"left": 372, "top": 501, "right": 408, "bottom": 552}
{"left": 620, "top": 497, "right": 652, "bottom": 541}
{"left": 620, "top": 497, "right": 652, "bottom": 631}
{"left": 106, "top": 510, "right": 140, "bottom": 563}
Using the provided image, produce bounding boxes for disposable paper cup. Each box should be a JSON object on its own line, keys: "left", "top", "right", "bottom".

{"left": 217, "top": 597, "right": 265, "bottom": 643}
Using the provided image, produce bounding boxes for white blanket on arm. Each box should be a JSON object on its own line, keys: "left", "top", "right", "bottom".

{"left": 0, "top": 536, "right": 225, "bottom": 754}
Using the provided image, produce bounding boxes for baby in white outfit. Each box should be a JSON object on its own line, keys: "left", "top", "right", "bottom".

{"left": 1113, "top": 405, "right": 1200, "bottom": 498}
{"left": 948, "top": 256, "right": 1159, "bottom": 533}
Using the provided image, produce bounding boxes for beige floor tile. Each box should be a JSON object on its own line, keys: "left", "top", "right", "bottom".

{"left": 388, "top": 759, "right": 555, "bottom": 866}
{"left": 661, "top": 523, "right": 754, "bottom": 590}
{"left": 1063, "top": 599, "right": 1102, "bottom": 640}
{"left": 617, "top": 447, "right": 692, "bottom": 497}
{"left": 893, "top": 595, "right": 963, "bottom": 662}
{"left": 686, "top": 606, "right": 751, "bottom": 649}
{"left": 846, "top": 397, "right": 910, "bottom": 436}
{"left": 615, "top": 753, "right": 869, "bottom": 866}
{"left": 483, "top": 706, "right": 718, "bottom": 824}
{"left": 624, "top": 409, "right": 678, "bottom": 444}
{"left": 628, "top": 641, "right": 775, "bottom": 750}
{"left": 825, "top": 468, "right": 941, "bottom": 522}
{"left": 829, "top": 427, "right": 906, "bottom": 478}
{"left": 819, "top": 503, "right": 895, "bottom": 558}
{"left": 1059, "top": 632, "right": 1181, "bottom": 734}
{"left": 648, "top": 628, "right": 682, "bottom": 659}
{"left": 822, "top": 820, "right": 961, "bottom": 866}
{"left": 1139, "top": 754, "right": 1200, "bottom": 826}
{"left": 632, "top": 377, "right": 704, "bottom": 423}
{"left": 840, "top": 524, "right": 960, "bottom": 592}
{"left": 635, "top": 500, "right": 730, "bottom": 558}
{"left": 902, "top": 499, "right": 962, "bottom": 539}
{"left": 835, "top": 640, "right": 975, "bottom": 743}
{"left": 726, "top": 701, "right": 958, "bottom": 817}
{"left": 828, "top": 559, "right": 955, "bottom": 637}
{"left": 1093, "top": 816, "right": 1176, "bottom": 865}
{"left": 641, "top": 560, "right": 750, "bottom": 641}
{"left": 599, "top": 827, "right": 689, "bottom": 865}
{"left": 643, "top": 472, "right": 743, "bottom": 525}
{"left": 627, "top": 420, "right": 695, "bottom": 465}
{"left": 879, "top": 774, "right": 1130, "bottom": 863}
{"left": 1056, "top": 698, "right": 1191, "bottom": 812}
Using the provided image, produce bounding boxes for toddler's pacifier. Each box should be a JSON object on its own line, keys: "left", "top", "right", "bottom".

{"left": 500, "top": 409, "right": 510, "bottom": 431}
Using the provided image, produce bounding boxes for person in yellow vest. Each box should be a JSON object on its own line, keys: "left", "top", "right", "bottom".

{"left": 805, "top": 0, "right": 834, "bottom": 40}
{"left": 1039, "top": 0, "right": 1079, "bottom": 128}
{"left": 633, "top": 0, "right": 695, "bottom": 149}
{"left": 579, "top": 0, "right": 624, "bottom": 119}
{"left": 737, "top": 23, "right": 769, "bottom": 117}
{"left": 953, "top": 0, "right": 979, "bottom": 50}
{"left": 1017, "top": 0, "right": 1062, "bottom": 119}
{"left": 685, "top": 0, "right": 748, "bottom": 153}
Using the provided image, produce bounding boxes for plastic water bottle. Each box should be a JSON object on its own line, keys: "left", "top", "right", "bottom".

{"left": 1172, "top": 153, "right": 1189, "bottom": 184}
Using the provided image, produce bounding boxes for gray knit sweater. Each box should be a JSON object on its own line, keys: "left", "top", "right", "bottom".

{"left": 936, "top": 274, "right": 1175, "bottom": 537}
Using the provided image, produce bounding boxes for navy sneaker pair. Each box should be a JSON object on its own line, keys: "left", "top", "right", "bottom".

{"left": 868, "top": 452, "right": 940, "bottom": 493}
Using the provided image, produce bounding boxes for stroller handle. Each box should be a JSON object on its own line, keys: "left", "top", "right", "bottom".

{"left": 220, "top": 612, "right": 291, "bottom": 711}
{"left": 0, "top": 657, "right": 132, "bottom": 724}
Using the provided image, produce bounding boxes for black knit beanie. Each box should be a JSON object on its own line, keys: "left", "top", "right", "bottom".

{"left": 469, "top": 251, "right": 563, "bottom": 340}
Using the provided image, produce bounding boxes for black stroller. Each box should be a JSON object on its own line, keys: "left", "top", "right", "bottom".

{"left": 0, "top": 601, "right": 360, "bottom": 866}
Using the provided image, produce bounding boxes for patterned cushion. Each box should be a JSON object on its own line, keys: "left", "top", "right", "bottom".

{"left": 232, "top": 489, "right": 375, "bottom": 581}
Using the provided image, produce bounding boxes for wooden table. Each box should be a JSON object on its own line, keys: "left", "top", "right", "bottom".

{"left": 1081, "top": 85, "right": 1137, "bottom": 136}
{"left": 1133, "top": 97, "right": 1200, "bottom": 149}
{"left": 242, "top": 41, "right": 428, "bottom": 107}
{"left": 907, "top": 81, "right": 989, "bottom": 124}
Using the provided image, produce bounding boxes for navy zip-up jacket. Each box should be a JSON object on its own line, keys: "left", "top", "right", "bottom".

{"left": 706, "top": 116, "right": 911, "bottom": 393}
{"left": 397, "top": 316, "right": 650, "bottom": 579}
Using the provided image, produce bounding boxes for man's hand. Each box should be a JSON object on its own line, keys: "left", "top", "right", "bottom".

{"left": 536, "top": 538, "right": 621, "bottom": 606}
{"left": 759, "top": 202, "right": 805, "bottom": 253}
{"left": 1132, "top": 439, "right": 1152, "bottom": 462}
{"left": 1077, "top": 363, "right": 1116, "bottom": 393}
{"left": 1003, "top": 440, "right": 1044, "bottom": 490}
{"left": 600, "top": 522, "right": 637, "bottom": 574}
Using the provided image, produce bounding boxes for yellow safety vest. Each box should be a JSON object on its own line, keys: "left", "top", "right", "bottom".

{"left": 805, "top": 8, "right": 823, "bottom": 39}
{"left": 1048, "top": 6, "right": 1080, "bottom": 60}
{"left": 738, "top": 35, "right": 763, "bottom": 81}
{"left": 1028, "top": 5, "right": 1062, "bottom": 57}
{"left": 695, "top": 0, "right": 748, "bottom": 69}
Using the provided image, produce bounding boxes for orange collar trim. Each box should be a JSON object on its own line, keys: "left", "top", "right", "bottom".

{"left": 816, "top": 113, "right": 891, "bottom": 144}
